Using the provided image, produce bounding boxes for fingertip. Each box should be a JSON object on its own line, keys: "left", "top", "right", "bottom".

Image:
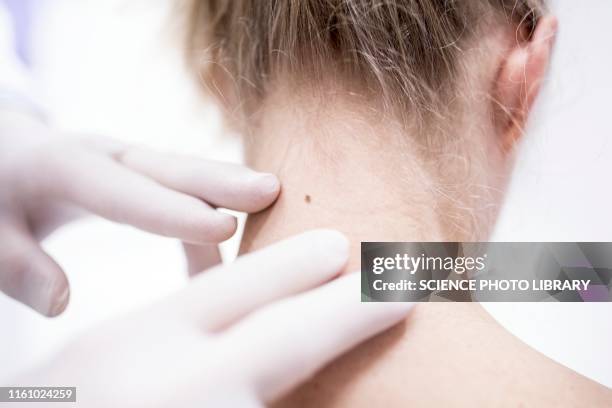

{"left": 376, "top": 301, "right": 415, "bottom": 320}
{"left": 242, "top": 173, "right": 281, "bottom": 212}
{"left": 336, "top": 271, "right": 414, "bottom": 320}
{"left": 303, "top": 229, "right": 350, "bottom": 273}
{"left": 47, "top": 284, "right": 70, "bottom": 317}
{"left": 205, "top": 212, "right": 238, "bottom": 243}
{"left": 38, "top": 257, "right": 70, "bottom": 317}
{"left": 171, "top": 208, "right": 238, "bottom": 245}
{"left": 255, "top": 173, "right": 281, "bottom": 199}
{"left": 25, "top": 259, "right": 70, "bottom": 317}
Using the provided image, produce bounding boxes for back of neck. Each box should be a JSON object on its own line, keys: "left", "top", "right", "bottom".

{"left": 239, "top": 88, "right": 492, "bottom": 270}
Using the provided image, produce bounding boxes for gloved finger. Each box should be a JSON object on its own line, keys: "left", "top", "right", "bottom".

{"left": 118, "top": 147, "right": 280, "bottom": 213}
{"left": 223, "top": 272, "right": 413, "bottom": 403}
{"left": 78, "top": 134, "right": 128, "bottom": 157}
{"left": 183, "top": 242, "right": 222, "bottom": 277}
{"left": 43, "top": 149, "right": 237, "bottom": 244}
{"left": 0, "top": 222, "right": 69, "bottom": 316}
{"left": 168, "top": 229, "right": 349, "bottom": 331}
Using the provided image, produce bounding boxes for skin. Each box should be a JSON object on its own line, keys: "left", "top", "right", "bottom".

{"left": 186, "top": 14, "right": 612, "bottom": 407}
{"left": 236, "top": 98, "right": 611, "bottom": 408}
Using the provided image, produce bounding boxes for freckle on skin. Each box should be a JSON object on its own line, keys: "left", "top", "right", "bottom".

{"left": 305, "top": 194, "right": 311, "bottom": 203}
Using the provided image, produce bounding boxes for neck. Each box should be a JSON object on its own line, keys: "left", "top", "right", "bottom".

{"left": 239, "top": 90, "right": 496, "bottom": 269}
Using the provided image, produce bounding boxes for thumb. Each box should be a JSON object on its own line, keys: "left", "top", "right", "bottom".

{"left": 0, "top": 222, "right": 69, "bottom": 316}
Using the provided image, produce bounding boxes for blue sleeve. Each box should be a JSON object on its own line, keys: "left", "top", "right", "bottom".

{"left": 1, "top": 0, "right": 36, "bottom": 66}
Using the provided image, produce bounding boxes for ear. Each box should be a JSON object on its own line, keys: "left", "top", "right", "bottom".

{"left": 494, "top": 15, "right": 558, "bottom": 150}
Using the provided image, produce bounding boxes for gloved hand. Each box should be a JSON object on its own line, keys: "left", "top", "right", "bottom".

{"left": 0, "top": 111, "right": 280, "bottom": 316}
{"left": 15, "top": 230, "right": 412, "bottom": 407}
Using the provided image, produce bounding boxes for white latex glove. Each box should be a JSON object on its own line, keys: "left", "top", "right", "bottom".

{"left": 14, "top": 230, "right": 412, "bottom": 407}
{"left": 0, "top": 112, "right": 280, "bottom": 316}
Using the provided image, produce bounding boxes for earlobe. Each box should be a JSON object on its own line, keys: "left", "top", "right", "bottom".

{"left": 494, "top": 15, "right": 558, "bottom": 150}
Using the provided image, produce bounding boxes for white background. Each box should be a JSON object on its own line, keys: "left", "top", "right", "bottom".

{"left": 0, "top": 0, "right": 610, "bottom": 388}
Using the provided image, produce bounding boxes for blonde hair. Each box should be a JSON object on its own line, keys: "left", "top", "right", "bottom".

{"left": 183, "top": 0, "right": 545, "bottom": 125}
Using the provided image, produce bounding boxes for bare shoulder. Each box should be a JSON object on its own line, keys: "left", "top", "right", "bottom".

{"left": 275, "top": 303, "right": 612, "bottom": 407}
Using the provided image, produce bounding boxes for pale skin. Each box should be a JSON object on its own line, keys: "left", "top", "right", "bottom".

{"left": 186, "top": 15, "right": 612, "bottom": 407}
